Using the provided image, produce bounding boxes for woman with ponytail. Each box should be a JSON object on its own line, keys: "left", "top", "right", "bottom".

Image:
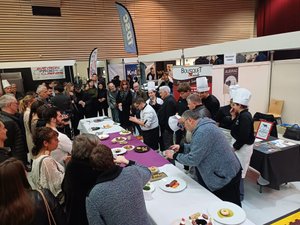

{"left": 29, "top": 127, "right": 65, "bottom": 204}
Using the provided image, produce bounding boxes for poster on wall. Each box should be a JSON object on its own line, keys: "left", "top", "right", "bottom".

{"left": 223, "top": 67, "right": 239, "bottom": 94}
{"left": 125, "top": 64, "right": 138, "bottom": 81}
{"left": 172, "top": 65, "right": 213, "bottom": 100}
{"left": 31, "top": 66, "right": 66, "bottom": 81}
{"left": 155, "top": 61, "right": 176, "bottom": 80}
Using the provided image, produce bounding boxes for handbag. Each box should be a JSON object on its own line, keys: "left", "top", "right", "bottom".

{"left": 37, "top": 189, "right": 57, "bottom": 225}
{"left": 283, "top": 124, "right": 300, "bottom": 140}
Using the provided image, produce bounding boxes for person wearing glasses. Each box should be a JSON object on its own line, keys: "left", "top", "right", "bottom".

{"left": 0, "top": 94, "right": 28, "bottom": 168}
{"left": 165, "top": 110, "right": 242, "bottom": 207}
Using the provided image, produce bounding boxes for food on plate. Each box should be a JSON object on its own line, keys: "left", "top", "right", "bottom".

{"left": 103, "top": 124, "right": 112, "bottom": 129}
{"left": 179, "top": 218, "right": 186, "bottom": 225}
{"left": 143, "top": 182, "right": 151, "bottom": 191}
{"left": 192, "top": 219, "right": 207, "bottom": 225}
{"left": 188, "top": 212, "right": 212, "bottom": 225}
{"left": 165, "top": 179, "right": 180, "bottom": 188}
{"left": 150, "top": 172, "right": 167, "bottom": 182}
{"left": 189, "top": 212, "right": 201, "bottom": 220}
{"left": 143, "top": 185, "right": 151, "bottom": 191}
{"left": 123, "top": 145, "right": 134, "bottom": 150}
{"left": 114, "top": 149, "right": 122, "bottom": 153}
{"left": 119, "top": 141, "right": 128, "bottom": 145}
{"left": 91, "top": 127, "right": 100, "bottom": 131}
{"left": 120, "top": 130, "right": 131, "bottom": 135}
{"left": 111, "top": 139, "right": 117, "bottom": 143}
{"left": 148, "top": 166, "right": 159, "bottom": 174}
{"left": 217, "top": 208, "right": 234, "bottom": 218}
{"left": 201, "top": 214, "right": 208, "bottom": 220}
{"left": 116, "top": 137, "right": 126, "bottom": 141}
{"left": 135, "top": 146, "right": 149, "bottom": 152}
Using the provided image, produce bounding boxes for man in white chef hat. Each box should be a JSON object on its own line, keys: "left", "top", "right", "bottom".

{"left": 2, "top": 80, "right": 12, "bottom": 95}
{"left": 196, "top": 77, "right": 220, "bottom": 120}
{"left": 230, "top": 87, "right": 255, "bottom": 201}
{"left": 215, "top": 84, "right": 240, "bottom": 129}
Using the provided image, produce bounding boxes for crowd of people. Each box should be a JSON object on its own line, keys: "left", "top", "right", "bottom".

{"left": 0, "top": 73, "right": 255, "bottom": 225}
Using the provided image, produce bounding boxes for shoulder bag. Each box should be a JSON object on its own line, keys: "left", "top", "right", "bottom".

{"left": 36, "top": 189, "right": 57, "bottom": 225}
{"left": 283, "top": 124, "right": 300, "bottom": 141}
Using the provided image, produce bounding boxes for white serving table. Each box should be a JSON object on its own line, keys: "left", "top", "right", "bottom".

{"left": 146, "top": 164, "right": 255, "bottom": 225}
{"left": 81, "top": 118, "right": 255, "bottom": 225}
{"left": 77, "top": 116, "right": 123, "bottom": 135}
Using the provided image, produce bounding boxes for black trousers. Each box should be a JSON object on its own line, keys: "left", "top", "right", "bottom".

{"left": 159, "top": 129, "right": 174, "bottom": 151}
{"left": 213, "top": 170, "right": 242, "bottom": 207}
{"left": 196, "top": 169, "right": 242, "bottom": 207}
{"left": 142, "top": 127, "right": 159, "bottom": 150}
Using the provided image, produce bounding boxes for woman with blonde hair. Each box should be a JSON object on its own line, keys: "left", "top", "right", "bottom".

{"left": 19, "top": 95, "right": 36, "bottom": 159}
{"left": 0, "top": 158, "right": 66, "bottom": 225}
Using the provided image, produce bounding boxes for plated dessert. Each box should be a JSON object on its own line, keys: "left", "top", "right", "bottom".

{"left": 111, "top": 147, "right": 127, "bottom": 155}
{"left": 148, "top": 166, "right": 159, "bottom": 174}
{"left": 175, "top": 212, "right": 213, "bottom": 225}
{"left": 134, "top": 146, "right": 150, "bottom": 153}
{"left": 119, "top": 130, "right": 131, "bottom": 135}
{"left": 111, "top": 136, "right": 127, "bottom": 143}
{"left": 102, "top": 124, "right": 113, "bottom": 129}
{"left": 123, "top": 145, "right": 135, "bottom": 150}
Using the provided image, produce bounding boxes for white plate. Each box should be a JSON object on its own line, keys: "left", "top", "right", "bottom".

{"left": 143, "top": 182, "right": 155, "bottom": 193}
{"left": 112, "top": 137, "right": 127, "bottom": 142}
{"left": 123, "top": 145, "right": 135, "bottom": 151}
{"left": 111, "top": 147, "right": 127, "bottom": 155}
{"left": 207, "top": 201, "right": 246, "bottom": 225}
{"left": 102, "top": 124, "right": 113, "bottom": 129}
{"left": 119, "top": 130, "right": 131, "bottom": 135}
{"left": 158, "top": 177, "right": 187, "bottom": 193}
{"left": 98, "top": 134, "right": 109, "bottom": 140}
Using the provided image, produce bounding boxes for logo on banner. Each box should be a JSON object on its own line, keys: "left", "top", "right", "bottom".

{"left": 116, "top": 2, "right": 138, "bottom": 54}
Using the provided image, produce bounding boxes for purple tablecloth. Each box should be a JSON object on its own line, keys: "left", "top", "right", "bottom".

{"left": 100, "top": 132, "right": 170, "bottom": 167}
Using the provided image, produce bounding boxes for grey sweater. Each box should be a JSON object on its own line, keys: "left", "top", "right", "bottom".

{"left": 175, "top": 118, "right": 241, "bottom": 192}
{"left": 86, "top": 164, "right": 152, "bottom": 225}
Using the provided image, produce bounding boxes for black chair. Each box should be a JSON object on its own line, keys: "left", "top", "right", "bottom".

{"left": 253, "top": 112, "right": 278, "bottom": 138}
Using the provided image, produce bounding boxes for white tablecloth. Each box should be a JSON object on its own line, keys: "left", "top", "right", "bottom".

{"left": 146, "top": 164, "right": 255, "bottom": 225}
{"left": 80, "top": 118, "right": 254, "bottom": 225}
{"left": 77, "top": 117, "right": 123, "bottom": 135}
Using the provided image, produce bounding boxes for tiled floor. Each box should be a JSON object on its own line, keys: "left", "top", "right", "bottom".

{"left": 242, "top": 169, "right": 300, "bottom": 225}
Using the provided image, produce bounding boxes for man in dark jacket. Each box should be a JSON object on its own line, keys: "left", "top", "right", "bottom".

{"left": 51, "top": 85, "right": 72, "bottom": 113}
{"left": 196, "top": 77, "right": 220, "bottom": 120}
{"left": 158, "top": 86, "right": 177, "bottom": 151}
{"left": 0, "top": 94, "right": 28, "bottom": 166}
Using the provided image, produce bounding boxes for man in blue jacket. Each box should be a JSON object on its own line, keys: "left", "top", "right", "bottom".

{"left": 165, "top": 109, "right": 242, "bottom": 206}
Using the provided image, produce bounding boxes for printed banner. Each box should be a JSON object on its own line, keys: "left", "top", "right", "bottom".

{"left": 125, "top": 63, "right": 138, "bottom": 79}
{"left": 115, "top": 2, "right": 138, "bottom": 54}
{"left": 31, "top": 66, "right": 65, "bottom": 80}
{"left": 88, "top": 48, "right": 98, "bottom": 79}
{"left": 223, "top": 67, "right": 239, "bottom": 94}
{"left": 173, "top": 65, "right": 213, "bottom": 81}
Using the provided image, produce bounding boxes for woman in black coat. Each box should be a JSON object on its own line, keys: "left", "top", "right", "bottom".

{"left": 0, "top": 158, "right": 66, "bottom": 225}
{"left": 116, "top": 80, "right": 132, "bottom": 130}
{"left": 97, "top": 82, "right": 109, "bottom": 117}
